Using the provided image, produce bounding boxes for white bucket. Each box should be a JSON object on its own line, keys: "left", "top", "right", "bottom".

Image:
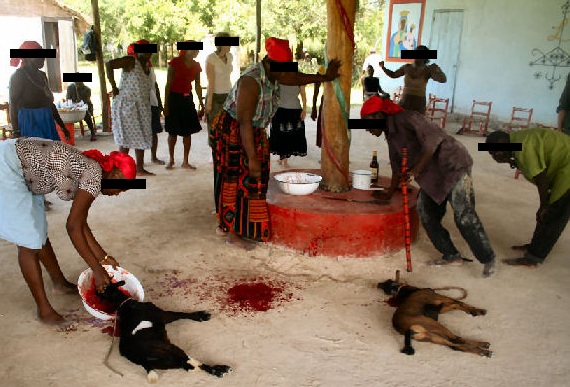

{"left": 352, "top": 170, "right": 372, "bottom": 190}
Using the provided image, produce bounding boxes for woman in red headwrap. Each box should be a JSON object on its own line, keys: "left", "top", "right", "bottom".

{"left": 9, "top": 41, "right": 70, "bottom": 141}
{"left": 210, "top": 37, "right": 340, "bottom": 250}
{"left": 164, "top": 40, "right": 204, "bottom": 170}
{"left": 0, "top": 137, "right": 136, "bottom": 330}
{"left": 106, "top": 39, "right": 155, "bottom": 176}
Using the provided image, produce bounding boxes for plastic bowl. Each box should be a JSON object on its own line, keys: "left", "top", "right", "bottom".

{"left": 77, "top": 265, "right": 144, "bottom": 320}
{"left": 274, "top": 172, "right": 322, "bottom": 195}
{"left": 58, "top": 109, "right": 87, "bottom": 123}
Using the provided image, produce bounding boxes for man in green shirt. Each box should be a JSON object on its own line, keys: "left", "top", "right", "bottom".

{"left": 485, "top": 128, "right": 570, "bottom": 267}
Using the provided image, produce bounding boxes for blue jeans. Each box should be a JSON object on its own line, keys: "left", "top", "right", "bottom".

{"left": 417, "top": 172, "right": 495, "bottom": 264}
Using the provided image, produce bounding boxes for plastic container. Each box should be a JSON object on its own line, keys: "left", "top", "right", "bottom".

{"left": 77, "top": 265, "right": 144, "bottom": 320}
{"left": 58, "top": 109, "right": 86, "bottom": 123}
{"left": 352, "top": 170, "right": 372, "bottom": 190}
{"left": 274, "top": 172, "right": 322, "bottom": 195}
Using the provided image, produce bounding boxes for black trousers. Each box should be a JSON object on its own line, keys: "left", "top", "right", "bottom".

{"left": 417, "top": 173, "right": 495, "bottom": 264}
{"left": 527, "top": 189, "right": 570, "bottom": 262}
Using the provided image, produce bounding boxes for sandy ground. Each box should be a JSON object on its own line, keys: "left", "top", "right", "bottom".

{"left": 1, "top": 111, "right": 569, "bottom": 387}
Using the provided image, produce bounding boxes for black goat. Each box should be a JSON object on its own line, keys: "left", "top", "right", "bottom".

{"left": 97, "top": 280, "right": 231, "bottom": 383}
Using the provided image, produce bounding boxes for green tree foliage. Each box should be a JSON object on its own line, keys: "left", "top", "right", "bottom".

{"left": 61, "top": 0, "right": 384, "bottom": 70}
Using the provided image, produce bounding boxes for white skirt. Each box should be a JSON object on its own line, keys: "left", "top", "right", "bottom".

{"left": 0, "top": 139, "right": 47, "bottom": 249}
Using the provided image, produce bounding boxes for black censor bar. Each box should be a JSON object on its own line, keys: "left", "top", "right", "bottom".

{"left": 10, "top": 49, "right": 56, "bottom": 58}
{"left": 133, "top": 44, "right": 158, "bottom": 53}
{"left": 348, "top": 119, "right": 387, "bottom": 129}
{"left": 101, "top": 179, "right": 147, "bottom": 190}
{"left": 215, "top": 36, "right": 240, "bottom": 46}
{"left": 269, "top": 62, "right": 299, "bottom": 72}
{"left": 63, "top": 73, "right": 92, "bottom": 82}
{"left": 477, "top": 143, "right": 522, "bottom": 152}
{"left": 400, "top": 49, "right": 437, "bottom": 60}
{"left": 177, "top": 41, "right": 203, "bottom": 51}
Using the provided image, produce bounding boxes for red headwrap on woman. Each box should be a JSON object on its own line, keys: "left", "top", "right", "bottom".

{"left": 265, "top": 37, "right": 293, "bottom": 62}
{"left": 82, "top": 150, "right": 137, "bottom": 179}
{"left": 10, "top": 41, "right": 42, "bottom": 67}
{"left": 360, "top": 95, "right": 405, "bottom": 117}
{"left": 127, "top": 39, "right": 152, "bottom": 67}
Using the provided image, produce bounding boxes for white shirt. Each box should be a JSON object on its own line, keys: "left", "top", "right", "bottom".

{"left": 205, "top": 52, "right": 233, "bottom": 94}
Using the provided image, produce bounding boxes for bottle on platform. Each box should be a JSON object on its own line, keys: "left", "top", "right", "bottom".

{"left": 370, "top": 151, "right": 379, "bottom": 183}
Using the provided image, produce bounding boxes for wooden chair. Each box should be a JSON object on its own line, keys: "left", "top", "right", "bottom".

{"left": 502, "top": 107, "right": 533, "bottom": 133}
{"left": 0, "top": 103, "right": 14, "bottom": 140}
{"left": 425, "top": 96, "right": 450, "bottom": 129}
{"left": 392, "top": 86, "right": 403, "bottom": 103}
{"left": 460, "top": 100, "right": 492, "bottom": 136}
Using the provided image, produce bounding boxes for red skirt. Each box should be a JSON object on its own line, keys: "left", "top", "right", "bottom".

{"left": 212, "top": 110, "right": 271, "bottom": 242}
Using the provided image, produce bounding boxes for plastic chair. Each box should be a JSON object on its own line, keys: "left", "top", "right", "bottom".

{"left": 460, "top": 100, "right": 492, "bottom": 136}
{"left": 502, "top": 107, "right": 533, "bottom": 133}
{"left": 425, "top": 96, "right": 450, "bottom": 129}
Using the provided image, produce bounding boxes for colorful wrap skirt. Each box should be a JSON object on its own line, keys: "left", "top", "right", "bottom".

{"left": 18, "top": 107, "right": 60, "bottom": 141}
{"left": 0, "top": 139, "right": 47, "bottom": 249}
{"left": 211, "top": 110, "right": 270, "bottom": 242}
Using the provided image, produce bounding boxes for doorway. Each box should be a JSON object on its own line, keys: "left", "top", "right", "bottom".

{"left": 426, "top": 10, "right": 464, "bottom": 111}
{"left": 43, "top": 20, "right": 62, "bottom": 93}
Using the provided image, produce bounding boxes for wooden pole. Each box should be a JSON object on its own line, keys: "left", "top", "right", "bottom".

{"left": 255, "top": 0, "right": 261, "bottom": 62}
{"left": 91, "top": 0, "right": 110, "bottom": 132}
{"left": 321, "top": 0, "right": 356, "bottom": 192}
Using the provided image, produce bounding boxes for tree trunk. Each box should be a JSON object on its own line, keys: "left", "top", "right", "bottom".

{"left": 91, "top": 0, "right": 110, "bottom": 132}
{"left": 321, "top": 0, "right": 356, "bottom": 192}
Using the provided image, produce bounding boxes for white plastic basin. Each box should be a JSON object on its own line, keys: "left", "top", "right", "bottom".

{"left": 274, "top": 172, "right": 322, "bottom": 195}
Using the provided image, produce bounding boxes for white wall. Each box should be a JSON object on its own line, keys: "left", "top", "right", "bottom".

{"left": 0, "top": 16, "right": 44, "bottom": 102}
{"left": 381, "top": 0, "right": 568, "bottom": 126}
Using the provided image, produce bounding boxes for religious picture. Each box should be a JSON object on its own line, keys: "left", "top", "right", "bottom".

{"left": 386, "top": 0, "right": 425, "bottom": 62}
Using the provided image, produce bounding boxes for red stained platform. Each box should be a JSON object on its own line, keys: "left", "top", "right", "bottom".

{"left": 267, "top": 169, "right": 419, "bottom": 257}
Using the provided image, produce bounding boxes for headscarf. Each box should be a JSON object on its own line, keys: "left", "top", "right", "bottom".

{"left": 265, "top": 37, "right": 293, "bottom": 62}
{"left": 82, "top": 150, "right": 137, "bottom": 179}
{"left": 127, "top": 39, "right": 153, "bottom": 67}
{"left": 360, "top": 95, "right": 404, "bottom": 117}
{"left": 10, "top": 40, "right": 42, "bottom": 67}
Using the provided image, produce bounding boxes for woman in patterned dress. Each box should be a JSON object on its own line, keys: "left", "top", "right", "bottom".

{"left": 0, "top": 138, "right": 136, "bottom": 330}
{"left": 106, "top": 39, "right": 154, "bottom": 176}
{"left": 211, "top": 37, "right": 340, "bottom": 250}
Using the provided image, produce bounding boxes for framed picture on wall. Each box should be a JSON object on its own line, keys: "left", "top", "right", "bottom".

{"left": 386, "top": 0, "right": 426, "bottom": 62}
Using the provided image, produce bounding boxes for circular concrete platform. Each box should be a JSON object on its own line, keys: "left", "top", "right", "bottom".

{"left": 267, "top": 169, "right": 419, "bottom": 257}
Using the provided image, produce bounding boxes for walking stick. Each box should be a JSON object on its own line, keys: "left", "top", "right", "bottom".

{"left": 401, "top": 147, "right": 412, "bottom": 272}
